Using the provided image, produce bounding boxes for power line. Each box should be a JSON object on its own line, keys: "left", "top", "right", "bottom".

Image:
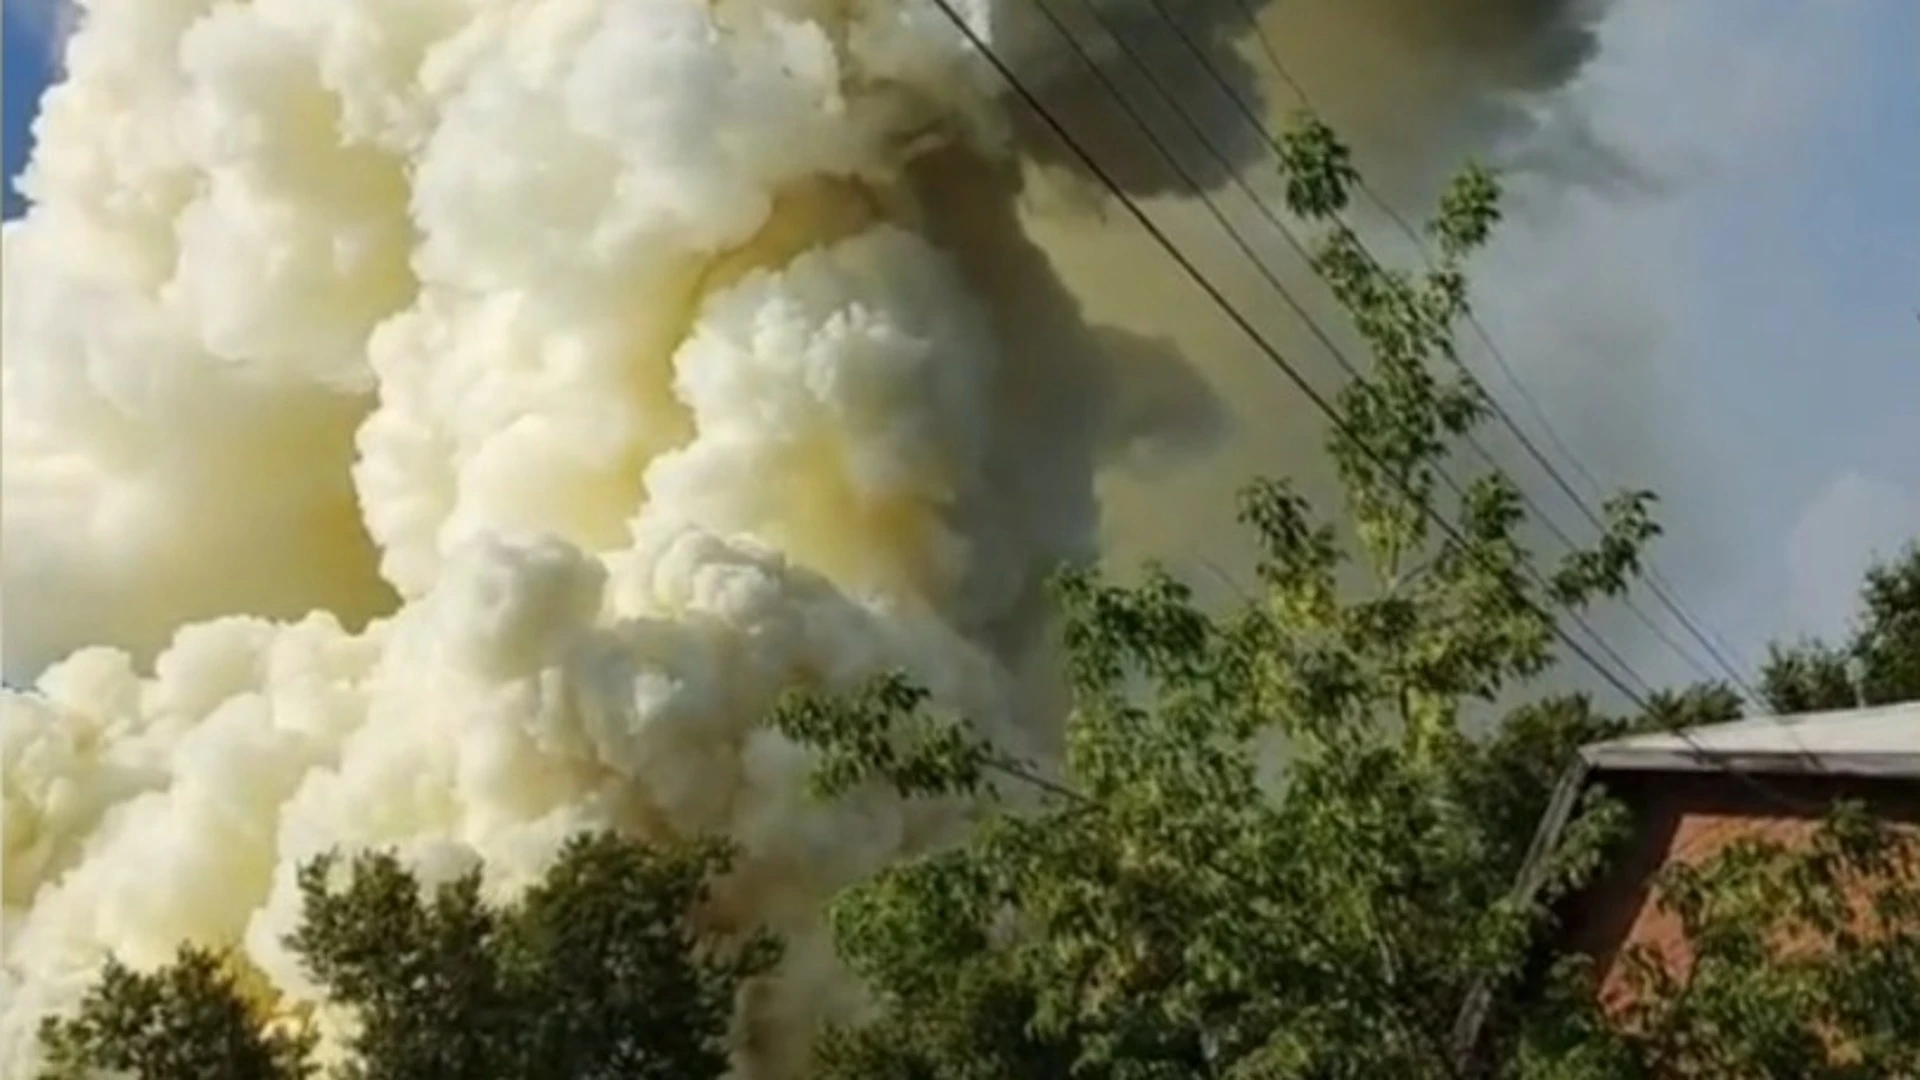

{"left": 1024, "top": 0, "right": 1658, "bottom": 701}
{"left": 1045, "top": 0, "right": 1818, "bottom": 768}
{"left": 1218, "top": 0, "right": 1760, "bottom": 698}
{"left": 917, "top": 0, "right": 1824, "bottom": 805}
{"left": 1077, "top": 0, "right": 1746, "bottom": 697}
{"left": 939, "top": 0, "right": 1645, "bottom": 705}
{"left": 1195, "top": 0, "right": 1828, "bottom": 766}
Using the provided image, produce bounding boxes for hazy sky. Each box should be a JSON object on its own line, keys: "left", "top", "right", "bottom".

{"left": 4, "top": 0, "right": 1915, "bottom": 695}
{"left": 1466, "top": 0, "right": 1919, "bottom": 686}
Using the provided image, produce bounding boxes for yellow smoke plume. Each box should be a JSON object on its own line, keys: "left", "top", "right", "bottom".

{"left": 1, "top": 0, "right": 1610, "bottom": 1074}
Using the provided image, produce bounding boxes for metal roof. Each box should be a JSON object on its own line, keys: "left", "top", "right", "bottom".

{"left": 1581, "top": 699, "right": 1920, "bottom": 779}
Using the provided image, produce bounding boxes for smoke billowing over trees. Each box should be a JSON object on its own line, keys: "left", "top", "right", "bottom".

{"left": 39, "top": 107, "right": 1919, "bottom": 1080}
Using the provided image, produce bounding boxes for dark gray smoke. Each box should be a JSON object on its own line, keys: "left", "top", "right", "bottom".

{"left": 1004, "top": 0, "right": 1621, "bottom": 206}
{"left": 994, "top": 0, "right": 1649, "bottom": 634}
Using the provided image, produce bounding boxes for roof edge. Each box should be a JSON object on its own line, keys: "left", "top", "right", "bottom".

{"left": 1580, "top": 744, "right": 1920, "bottom": 779}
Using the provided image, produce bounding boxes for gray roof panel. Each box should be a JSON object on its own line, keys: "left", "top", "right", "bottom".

{"left": 1581, "top": 700, "right": 1920, "bottom": 778}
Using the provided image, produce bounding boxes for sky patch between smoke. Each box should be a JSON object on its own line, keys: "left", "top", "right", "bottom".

{"left": 1467, "top": 0, "right": 1919, "bottom": 683}
{"left": 1, "top": 0, "right": 69, "bottom": 218}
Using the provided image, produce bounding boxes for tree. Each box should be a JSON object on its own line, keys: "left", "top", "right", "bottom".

{"left": 776, "top": 114, "right": 1662, "bottom": 1080}
{"left": 38, "top": 832, "right": 777, "bottom": 1080}
{"left": 1759, "top": 639, "right": 1858, "bottom": 714}
{"left": 1760, "top": 543, "right": 1920, "bottom": 713}
{"left": 1854, "top": 544, "right": 1920, "bottom": 704}
{"left": 39, "top": 949, "right": 314, "bottom": 1080}
{"left": 776, "top": 116, "right": 1920, "bottom": 1080}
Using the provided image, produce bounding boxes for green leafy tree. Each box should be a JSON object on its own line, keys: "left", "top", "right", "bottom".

{"left": 774, "top": 114, "right": 1661, "bottom": 1080}
{"left": 39, "top": 949, "right": 314, "bottom": 1080}
{"left": 1760, "top": 640, "right": 1858, "bottom": 714}
{"left": 1760, "top": 543, "right": 1920, "bottom": 712}
{"left": 776, "top": 115, "right": 1920, "bottom": 1080}
{"left": 39, "top": 832, "right": 777, "bottom": 1080}
{"left": 1853, "top": 543, "right": 1920, "bottom": 705}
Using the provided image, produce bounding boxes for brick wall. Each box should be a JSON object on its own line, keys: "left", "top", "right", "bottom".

{"left": 1555, "top": 771, "right": 1920, "bottom": 1014}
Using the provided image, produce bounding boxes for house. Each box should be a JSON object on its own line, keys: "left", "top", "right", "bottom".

{"left": 1451, "top": 699, "right": 1920, "bottom": 1063}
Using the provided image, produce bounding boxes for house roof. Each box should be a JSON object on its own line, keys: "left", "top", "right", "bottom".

{"left": 1580, "top": 699, "right": 1920, "bottom": 779}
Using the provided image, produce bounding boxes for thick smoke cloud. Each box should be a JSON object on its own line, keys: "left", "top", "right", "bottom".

{"left": 1008, "top": 0, "right": 1613, "bottom": 199}
{"left": 1013, "top": 0, "right": 1622, "bottom": 578}
{"left": 3, "top": 0, "right": 1614, "bottom": 1074}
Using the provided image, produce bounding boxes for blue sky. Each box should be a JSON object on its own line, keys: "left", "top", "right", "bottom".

{"left": 3, "top": 0, "right": 1915, "bottom": 693}
{"left": 3, "top": 2, "right": 59, "bottom": 218}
